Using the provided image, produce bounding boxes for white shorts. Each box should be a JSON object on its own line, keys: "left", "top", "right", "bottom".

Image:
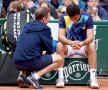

{"left": 65, "top": 45, "right": 87, "bottom": 58}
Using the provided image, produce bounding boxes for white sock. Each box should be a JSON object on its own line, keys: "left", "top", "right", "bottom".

{"left": 33, "top": 73, "right": 40, "bottom": 79}
{"left": 58, "top": 67, "right": 64, "bottom": 79}
{"left": 19, "top": 71, "right": 26, "bottom": 77}
{"left": 90, "top": 69, "right": 96, "bottom": 80}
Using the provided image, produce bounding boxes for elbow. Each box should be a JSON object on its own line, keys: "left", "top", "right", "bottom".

{"left": 90, "top": 37, "right": 94, "bottom": 43}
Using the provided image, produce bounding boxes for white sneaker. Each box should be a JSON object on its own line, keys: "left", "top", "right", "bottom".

{"left": 56, "top": 78, "right": 65, "bottom": 88}
{"left": 89, "top": 79, "right": 99, "bottom": 89}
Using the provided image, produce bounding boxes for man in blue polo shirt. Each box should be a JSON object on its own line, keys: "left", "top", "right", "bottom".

{"left": 56, "top": 4, "right": 99, "bottom": 89}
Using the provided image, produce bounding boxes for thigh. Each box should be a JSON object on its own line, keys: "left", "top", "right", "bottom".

{"left": 15, "top": 55, "right": 53, "bottom": 71}
{"left": 65, "top": 45, "right": 76, "bottom": 57}
{"left": 76, "top": 46, "right": 87, "bottom": 57}
{"left": 38, "top": 54, "right": 53, "bottom": 70}
{"left": 65, "top": 45, "right": 87, "bottom": 58}
{"left": 29, "top": 55, "right": 53, "bottom": 71}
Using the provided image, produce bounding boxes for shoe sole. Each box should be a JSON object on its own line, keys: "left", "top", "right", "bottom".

{"left": 56, "top": 86, "right": 64, "bottom": 88}
{"left": 17, "top": 79, "right": 26, "bottom": 88}
{"left": 89, "top": 86, "right": 99, "bottom": 89}
{"left": 56, "top": 85, "right": 64, "bottom": 88}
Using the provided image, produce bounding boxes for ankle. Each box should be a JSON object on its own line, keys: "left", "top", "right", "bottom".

{"left": 33, "top": 73, "right": 40, "bottom": 79}
{"left": 58, "top": 67, "right": 64, "bottom": 79}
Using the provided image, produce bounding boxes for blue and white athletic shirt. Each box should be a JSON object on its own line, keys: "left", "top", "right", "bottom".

{"left": 59, "top": 12, "right": 93, "bottom": 41}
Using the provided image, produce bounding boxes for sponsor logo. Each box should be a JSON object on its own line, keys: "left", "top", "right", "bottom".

{"left": 41, "top": 60, "right": 89, "bottom": 83}
{"left": 13, "top": 13, "right": 20, "bottom": 41}
{"left": 64, "top": 61, "right": 89, "bottom": 83}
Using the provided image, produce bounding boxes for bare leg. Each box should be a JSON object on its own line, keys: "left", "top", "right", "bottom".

{"left": 85, "top": 42, "right": 99, "bottom": 89}
{"left": 35, "top": 53, "right": 62, "bottom": 77}
{"left": 85, "top": 42, "right": 97, "bottom": 69}
{"left": 55, "top": 42, "right": 68, "bottom": 87}
{"left": 56, "top": 42, "right": 67, "bottom": 67}
{"left": 26, "top": 53, "right": 63, "bottom": 89}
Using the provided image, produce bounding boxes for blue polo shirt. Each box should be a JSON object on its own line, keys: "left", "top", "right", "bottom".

{"left": 59, "top": 12, "right": 93, "bottom": 41}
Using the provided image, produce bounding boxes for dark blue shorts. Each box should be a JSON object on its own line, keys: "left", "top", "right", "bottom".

{"left": 14, "top": 54, "right": 53, "bottom": 71}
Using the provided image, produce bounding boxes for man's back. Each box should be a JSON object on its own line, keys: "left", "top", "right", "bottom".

{"left": 14, "top": 20, "right": 53, "bottom": 62}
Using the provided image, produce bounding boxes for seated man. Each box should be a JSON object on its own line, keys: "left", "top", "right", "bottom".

{"left": 13, "top": 7, "right": 63, "bottom": 89}
{"left": 56, "top": 4, "right": 99, "bottom": 89}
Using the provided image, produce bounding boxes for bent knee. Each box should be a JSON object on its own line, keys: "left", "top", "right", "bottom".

{"left": 55, "top": 54, "right": 63, "bottom": 62}
{"left": 57, "top": 42, "right": 64, "bottom": 50}
{"left": 86, "top": 42, "right": 96, "bottom": 52}
{"left": 52, "top": 54, "right": 63, "bottom": 63}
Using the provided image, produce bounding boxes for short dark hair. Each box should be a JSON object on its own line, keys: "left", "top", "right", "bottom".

{"left": 35, "top": 7, "right": 50, "bottom": 20}
{"left": 66, "top": 4, "right": 80, "bottom": 17}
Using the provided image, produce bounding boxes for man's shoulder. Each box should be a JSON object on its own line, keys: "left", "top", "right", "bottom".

{"left": 59, "top": 14, "right": 71, "bottom": 23}
{"left": 81, "top": 11, "right": 90, "bottom": 16}
{"left": 59, "top": 14, "right": 68, "bottom": 19}
{"left": 81, "top": 11, "right": 91, "bottom": 18}
{"left": 80, "top": 12, "right": 92, "bottom": 21}
{"left": 60, "top": 13, "right": 67, "bottom": 16}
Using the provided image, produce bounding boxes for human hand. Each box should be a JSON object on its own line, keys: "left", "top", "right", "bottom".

{"left": 71, "top": 41, "right": 85, "bottom": 50}
{"left": 70, "top": 41, "right": 80, "bottom": 50}
{"left": 95, "top": 15, "right": 101, "bottom": 20}
{"left": 76, "top": 41, "right": 84, "bottom": 49}
{"left": 92, "top": 7, "right": 98, "bottom": 13}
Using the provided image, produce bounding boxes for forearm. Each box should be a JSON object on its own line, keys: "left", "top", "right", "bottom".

{"left": 58, "top": 36, "right": 71, "bottom": 45}
{"left": 83, "top": 37, "right": 93, "bottom": 45}
{"left": 83, "top": 29, "right": 94, "bottom": 45}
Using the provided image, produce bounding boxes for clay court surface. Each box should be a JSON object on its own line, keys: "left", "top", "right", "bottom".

{"left": 0, "top": 78, "right": 108, "bottom": 90}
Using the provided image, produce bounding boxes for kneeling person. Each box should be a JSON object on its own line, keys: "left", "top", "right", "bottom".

{"left": 13, "top": 7, "right": 63, "bottom": 89}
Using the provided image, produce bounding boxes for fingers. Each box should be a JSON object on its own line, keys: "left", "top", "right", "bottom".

{"left": 71, "top": 41, "right": 82, "bottom": 50}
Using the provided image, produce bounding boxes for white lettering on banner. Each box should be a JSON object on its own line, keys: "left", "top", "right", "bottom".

{"left": 64, "top": 61, "right": 89, "bottom": 83}
{"left": 13, "top": 13, "right": 20, "bottom": 40}
{"left": 13, "top": 13, "right": 17, "bottom": 40}
{"left": 41, "top": 60, "right": 89, "bottom": 83}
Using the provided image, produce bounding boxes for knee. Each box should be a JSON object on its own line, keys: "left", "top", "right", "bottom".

{"left": 56, "top": 54, "right": 63, "bottom": 65}
{"left": 56, "top": 42, "right": 65, "bottom": 53}
{"left": 57, "top": 42, "right": 64, "bottom": 50}
{"left": 52, "top": 53, "right": 63, "bottom": 64}
{"left": 87, "top": 43, "right": 96, "bottom": 53}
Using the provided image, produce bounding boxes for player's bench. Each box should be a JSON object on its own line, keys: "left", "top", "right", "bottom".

{"left": 40, "top": 55, "right": 90, "bottom": 85}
